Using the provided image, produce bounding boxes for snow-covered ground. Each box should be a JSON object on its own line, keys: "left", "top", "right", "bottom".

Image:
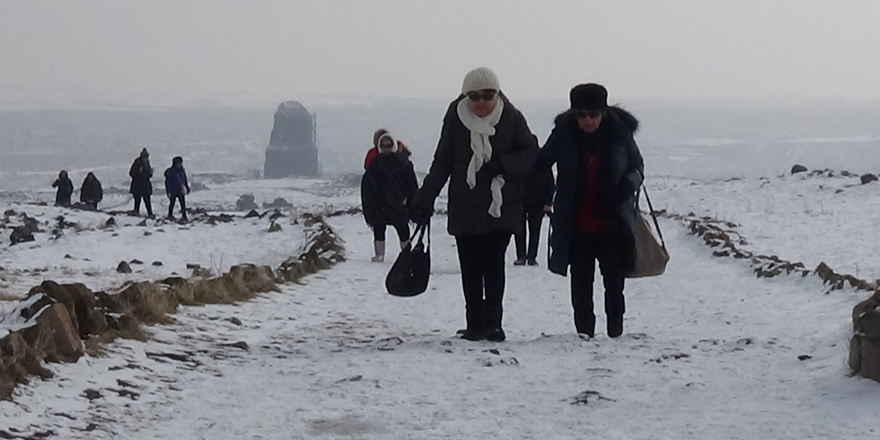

{"left": 654, "top": 172, "right": 880, "bottom": 281}
{"left": 2, "top": 176, "right": 880, "bottom": 439}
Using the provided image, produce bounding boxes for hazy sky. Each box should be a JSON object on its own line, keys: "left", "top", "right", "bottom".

{"left": 2, "top": 0, "right": 879, "bottom": 106}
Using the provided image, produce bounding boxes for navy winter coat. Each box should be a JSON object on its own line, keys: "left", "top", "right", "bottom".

{"left": 535, "top": 107, "right": 644, "bottom": 276}
{"left": 164, "top": 166, "right": 189, "bottom": 197}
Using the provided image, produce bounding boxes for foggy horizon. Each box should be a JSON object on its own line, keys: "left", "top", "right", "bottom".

{"left": 2, "top": 1, "right": 880, "bottom": 109}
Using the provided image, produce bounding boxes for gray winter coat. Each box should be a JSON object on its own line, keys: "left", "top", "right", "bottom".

{"left": 536, "top": 107, "right": 644, "bottom": 276}
{"left": 414, "top": 95, "right": 539, "bottom": 236}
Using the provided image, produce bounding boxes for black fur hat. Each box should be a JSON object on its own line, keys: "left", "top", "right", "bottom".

{"left": 569, "top": 83, "right": 608, "bottom": 110}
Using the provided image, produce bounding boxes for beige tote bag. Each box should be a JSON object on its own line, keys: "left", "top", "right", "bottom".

{"left": 627, "top": 186, "right": 669, "bottom": 278}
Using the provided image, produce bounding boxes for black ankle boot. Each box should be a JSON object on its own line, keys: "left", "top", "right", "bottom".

{"left": 485, "top": 327, "right": 506, "bottom": 342}
{"left": 460, "top": 329, "right": 485, "bottom": 341}
{"left": 607, "top": 316, "right": 623, "bottom": 338}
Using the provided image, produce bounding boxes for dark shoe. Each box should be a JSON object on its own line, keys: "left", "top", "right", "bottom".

{"left": 513, "top": 259, "right": 526, "bottom": 266}
{"left": 527, "top": 259, "right": 538, "bottom": 266}
{"left": 608, "top": 318, "right": 623, "bottom": 338}
{"left": 485, "top": 328, "right": 506, "bottom": 342}
{"left": 460, "top": 330, "right": 485, "bottom": 341}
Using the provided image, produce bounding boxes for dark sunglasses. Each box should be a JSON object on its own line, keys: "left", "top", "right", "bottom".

{"left": 466, "top": 90, "right": 497, "bottom": 102}
{"left": 380, "top": 143, "right": 394, "bottom": 149}
{"left": 575, "top": 109, "right": 604, "bottom": 119}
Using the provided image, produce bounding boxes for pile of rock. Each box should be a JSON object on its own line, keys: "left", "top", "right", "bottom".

{"left": 850, "top": 290, "right": 880, "bottom": 382}
{"left": 0, "top": 213, "right": 346, "bottom": 400}
{"left": 663, "top": 211, "right": 875, "bottom": 292}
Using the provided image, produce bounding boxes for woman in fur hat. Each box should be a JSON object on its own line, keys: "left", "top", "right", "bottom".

{"left": 535, "top": 83, "right": 644, "bottom": 338}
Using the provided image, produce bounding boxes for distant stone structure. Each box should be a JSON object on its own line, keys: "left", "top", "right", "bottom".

{"left": 263, "top": 101, "right": 318, "bottom": 178}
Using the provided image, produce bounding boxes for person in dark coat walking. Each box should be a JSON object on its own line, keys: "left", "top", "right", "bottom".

{"left": 410, "top": 67, "right": 539, "bottom": 342}
{"left": 79, "top": 172, "right": 103, "bottom": 209}
{"left": 535, "top": 83, "right": 644, "bottom": 338}
{"left": 129, "top": 148, "right": 154, "bottom": 218}
{"left": 361, "top": 132, "right": 418, "bottom": 262}
{"left": 514, "top": 168, "right": 555, "bottom": 266}
{"left": 52, "top": 170, "right": 74, "bottom": 207}
{"left": 164, "top": 156, "right": 190, "bottom": 221}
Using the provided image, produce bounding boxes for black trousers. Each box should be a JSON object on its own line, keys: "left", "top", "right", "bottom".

{"left": 169, "top": 195, "right": 187, "bottom": 218}
{"left": 515, "top": 206, "right": 545, "bottom": 261}
{"left": 569, "top": 231, "right": 626, "bottom": 337}
{"left": 133, "top": 194, "right": 153, "bottom": 216}
{"left": 372, "top": 219, "right": 409, "bottom": 242}
{"left": 455, "top": 232, "right": 512, "bottom": 333}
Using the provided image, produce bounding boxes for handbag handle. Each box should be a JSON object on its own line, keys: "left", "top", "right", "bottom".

{"left": 409, "top": 221, "right": 430, "bottom": 251}
{"left": 635, "top": 185, "right": 666, "bottom": 249}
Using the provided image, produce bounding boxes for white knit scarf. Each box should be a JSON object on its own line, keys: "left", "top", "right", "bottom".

{"left": 457, "top": 97, "right": 505, "bottom": 218}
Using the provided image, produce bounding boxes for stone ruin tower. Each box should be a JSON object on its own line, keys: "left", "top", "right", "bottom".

{"left": 263, "top": 101, "right": 318, "bottom": 178}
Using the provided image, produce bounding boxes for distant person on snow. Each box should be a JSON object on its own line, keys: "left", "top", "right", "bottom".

{"left": 409, "top": 67, "right": 539, "bottom": 342}
{"left": 79, "top": 172, "right": 103, "bottom": 210}
{"left": 514, "top": 167, "right": 555, "bottom": 266}
{"left": 534, "top": 83, "right": 644, "bottom": 339}
{"left": 52, "top": 170, "right": 74, "bottom": 207}
{"left": 364, "top": 128, "right": 411, "bottom": 170}
{"left": 361, "top": 132, "right": 418, "bottom": 262}
{"left": 129, "top": 148, "right": 155, "bottom": 218}
{"left": 164, "top": 156, "right": 190, "bottom": 222}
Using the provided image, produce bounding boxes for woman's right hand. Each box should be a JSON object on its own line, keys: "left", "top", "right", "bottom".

{"left": 409, "top": 206, "right": 433, "bottom": 225}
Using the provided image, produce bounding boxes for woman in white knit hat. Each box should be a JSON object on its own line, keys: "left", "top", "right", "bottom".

{"left": 410, "top": 67, "right": 539, "bottom": 342}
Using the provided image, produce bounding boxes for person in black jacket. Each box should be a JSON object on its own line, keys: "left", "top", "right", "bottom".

{"left": 410, "top": 67, "right": 539, "bottom": 342}
{"left": 164, "top": 156, "right": 190, "bottom": 221}
{"left": 361, "top": 132, "right": 418, "bottom": 263}
{"left": 535, "top": 83, "right": 644, "bottom": 338}
{"left": 129, "top": 148, "right": 154, "bottom": 218}
{"left": 52, "top": 170, "right": 74, "bottom": 207}
{"left": 80, "top": 172, "right": 103, "bottom": 209}
{"left": 514, "top": 168, "right": 555, "bottom": 266}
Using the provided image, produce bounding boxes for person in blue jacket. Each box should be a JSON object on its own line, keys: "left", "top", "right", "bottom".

{"left": 164, "top": 156, "right": 190, "bottom": 221}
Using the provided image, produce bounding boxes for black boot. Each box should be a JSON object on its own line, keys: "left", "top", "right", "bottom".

{"left": 485, "top": 328, "right": 506, "bottom": 342}
{"left": 607, "top": 315, "right": 623, "bottom": 338}
{"left": 460, "top": 329, "right": 485, "bottom": 341}
{"left": 483, "top": 304, "right": 505, "bottom": 342}
{"left": 461, "top": 301, "right": 485, "bottom": 341}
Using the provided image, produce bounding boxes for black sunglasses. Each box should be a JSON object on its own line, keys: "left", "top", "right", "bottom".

{"left": 575, "top": 109, "right": 604, "bottom": 119}
{"left": 466, "top": 90, "right": 497, "bottom": 102}
{"left": 380, "top": 143, "right": 394, "bottom": 149}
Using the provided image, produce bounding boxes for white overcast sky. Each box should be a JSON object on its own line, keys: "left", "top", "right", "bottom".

{"left": 2, "top": 0, "right": 879, "bottom": 105}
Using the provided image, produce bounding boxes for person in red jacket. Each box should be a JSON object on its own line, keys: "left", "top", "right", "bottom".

{"left": 365, "top": 128, "right": 411, "bottom": 170}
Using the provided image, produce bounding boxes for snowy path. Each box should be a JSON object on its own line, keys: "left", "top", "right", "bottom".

{"left": 4, "top": 214, "right": 880, "bottom": 439}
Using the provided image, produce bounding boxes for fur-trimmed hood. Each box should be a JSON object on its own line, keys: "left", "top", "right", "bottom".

{"left": 376, "top": 133, "right": 399, "bottom": 153}
{"left": 553, "top": 105, "right": 639, "bottom": 138}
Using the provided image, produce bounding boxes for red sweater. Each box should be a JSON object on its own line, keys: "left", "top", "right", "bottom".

{"left": 574, "top": 151, "right": 611, "bottom": 233}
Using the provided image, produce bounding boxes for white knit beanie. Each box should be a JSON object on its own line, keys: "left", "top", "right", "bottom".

{"left": 461, "top": 67, "right": 500, "bottom": 94}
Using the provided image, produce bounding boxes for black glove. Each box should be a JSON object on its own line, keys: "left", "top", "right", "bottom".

{"left": 409, "top": 205, "right": 433, "bottom": 225}
{"left": 477, "top": 158, "right": 504, "bottom": 182}
{"left": 616, "top": 179, "right": 635, "bottom": 203}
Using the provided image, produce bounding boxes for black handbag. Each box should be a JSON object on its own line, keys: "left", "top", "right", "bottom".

{"left": 385, "top": 223, "right": 431, "bottom": 297}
